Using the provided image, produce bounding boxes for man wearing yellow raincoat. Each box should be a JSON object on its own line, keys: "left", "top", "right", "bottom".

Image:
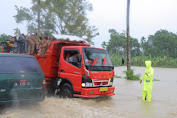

{"left": 140, "top": 61, "right": 154, "bottom": 102}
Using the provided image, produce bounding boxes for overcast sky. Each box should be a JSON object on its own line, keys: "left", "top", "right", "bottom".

{"left": 1, "top": 0, "right": 177, "bottom": 47}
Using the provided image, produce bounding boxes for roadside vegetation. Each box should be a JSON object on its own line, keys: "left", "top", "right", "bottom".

{"left": 124, "top": 69, "right": 140, "bottom": 80}
{"left": 103, "top": 29, "right": 177, "bottom": 68}
{"left": 153, "top": 79, "right": 160, "bottom": 81}
{"left": 111, "top": 55, "right": 177, "bottom": 68}
{"left": 114, "top": 75, "right": 122, "bottom": 78}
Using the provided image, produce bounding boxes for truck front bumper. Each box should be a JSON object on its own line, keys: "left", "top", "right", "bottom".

{"left": 73, "top": 87, "right": 115, "bottom": 98}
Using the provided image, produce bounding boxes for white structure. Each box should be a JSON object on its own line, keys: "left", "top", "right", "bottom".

{"left": 53, "top": 34, "right": 83, "bottom": 41}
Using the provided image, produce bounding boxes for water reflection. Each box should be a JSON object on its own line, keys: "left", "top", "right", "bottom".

{"left": 140, "top": 101, "right": 154, "bottom": 115}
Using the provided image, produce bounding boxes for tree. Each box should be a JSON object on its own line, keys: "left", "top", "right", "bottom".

{"left": 105, "top": 29, "right": 140, "bottom": 58}
{"left": 0, "top": 34, "right": 10, "bottom": 42}
{"left": 143, "top": 29, "right": 177, "bottom": 58}
{"left": 14, "top": 0, "right": 98, "bottom": 44}
{"left": 126, "top": 0, "right": 131, "bottom": 70}
{"left": 14, "top": 0, "right": 58, "bottom": 35}
{"left": 101, "top": 41, "right": 108, "bottom": 49}
{"left": 131, "top": 38, "right": 141, "bottom": 56}
{"left": 107, "top": 29, "right": 126, "bottom": 57}
{"left": 37, "top": 0, "right": 41, "bottom": 33}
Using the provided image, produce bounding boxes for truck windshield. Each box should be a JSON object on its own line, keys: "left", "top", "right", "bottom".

{"left": 0, "top": 57, "right": 41, "bottom": 73}
{"left": 83, "top": 48, "right": 112, "bottom": 66}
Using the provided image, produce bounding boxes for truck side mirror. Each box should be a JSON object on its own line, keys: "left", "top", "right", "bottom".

{"left": 78, "top": 54, "right": 82, "bottom": 62}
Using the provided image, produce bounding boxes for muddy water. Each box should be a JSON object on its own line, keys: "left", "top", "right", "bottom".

{"left": 0, "top": 66, "right": 177, "bottom": 118}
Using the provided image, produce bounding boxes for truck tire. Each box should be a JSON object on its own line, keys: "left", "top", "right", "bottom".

{"left": 60, "top": 83, "right": 73, "bottom": 98}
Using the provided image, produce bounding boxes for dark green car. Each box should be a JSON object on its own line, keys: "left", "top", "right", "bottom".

{"left": 0, "top": 54, "right": 45, "bottom": 104}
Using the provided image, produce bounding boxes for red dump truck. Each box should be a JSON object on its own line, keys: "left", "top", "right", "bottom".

{"left": 33, "top": 35, "right": 115, "bottom": 98}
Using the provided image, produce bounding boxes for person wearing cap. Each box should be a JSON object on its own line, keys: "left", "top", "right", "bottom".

{"left": 26, "top": 32, "right": 36, "bottom": 55}
{"left": 140, "top": 61, "right": 154, "bottom": 102}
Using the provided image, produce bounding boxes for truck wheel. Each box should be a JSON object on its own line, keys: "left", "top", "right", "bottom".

{"left": 60, "top": 83, "right": 73, "bottom": 98}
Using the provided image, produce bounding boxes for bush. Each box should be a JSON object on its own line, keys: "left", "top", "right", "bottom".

{"left": 131, "top": 56, "right": 177, "bottom": 68}
{"left": 110, "top": 54, "right": 122, "bottom": 66}
{"left": 124, "top": 69, "right": 140, "bottom": 80}
{"left": 114, "top": 75, "right": 122, "bottom": 78}
{"left": 110, "top": 54, "right": 177, "bottom": 68}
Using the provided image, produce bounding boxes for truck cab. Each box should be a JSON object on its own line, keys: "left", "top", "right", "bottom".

{"left": 35, "top": 36, "right": 115, "bottom": 98}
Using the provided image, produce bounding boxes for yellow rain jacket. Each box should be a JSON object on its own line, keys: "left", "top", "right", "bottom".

{"left": 141, "top": 61, "right": 154, "bottom": 102}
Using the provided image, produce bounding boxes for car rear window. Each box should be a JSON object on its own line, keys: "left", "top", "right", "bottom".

{"left": 0, "top": 57, "right": 41, "bottom": 73}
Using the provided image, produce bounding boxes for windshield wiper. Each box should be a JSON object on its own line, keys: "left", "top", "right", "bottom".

{"left": 92, "top": 58, "right": 98, "bottom": 66}
{"left": 103, "top": 57, "right": 107, "bottom": 66}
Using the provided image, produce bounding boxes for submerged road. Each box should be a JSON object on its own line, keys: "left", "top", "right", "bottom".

{"left": 1, "top": 66, "right": 177, "bottom": 118}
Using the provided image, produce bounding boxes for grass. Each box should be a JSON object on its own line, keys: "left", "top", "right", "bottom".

{"left": 110, "top": 54, "right": 177, "bottom": 68}
{"left": 124, "top": 69, "right": 140, "bottom": 81}
{"left": 114, "top": 69, "right": 159, "bottom": 82}
{"left": 153, "top": 79, "right": 160, "bottom": 81}
{"left": 114, "top": 75, "right": 122, "bottom": 78}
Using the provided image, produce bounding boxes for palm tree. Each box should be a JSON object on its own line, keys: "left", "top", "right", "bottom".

{"left": 37, "top": 0, "right": 40, "bottom": 33}
{"left": 126, "top": 0, "right": 131, "bottom": 70}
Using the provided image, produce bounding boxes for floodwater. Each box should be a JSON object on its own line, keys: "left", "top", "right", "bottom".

{"left": 0, "top": 66, "right": 177, "bottom": 118}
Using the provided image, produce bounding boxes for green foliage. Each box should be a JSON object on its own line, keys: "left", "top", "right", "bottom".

{"left": 110, "top": 54, "right": 121, "bottom": 66}
{"left": 0, "top": 34, "right": 9, "bottom": 47}
{"left": 0, "top": 34, "right": 10, "bottom": 42}
{"left": 14, "top": 0, "right": 98, "bottom": 44}
{"left": 142, "top": 30, "right": 177, "bottom": 58}
{"left": 124, "top": 69, "right": 140, "bottom": 80}
{"left": 104, "top": 29, "right": 141, "bottom": 58}
{"left": 105, "top": 29, "right": 177, "bottom": 68}
{"left": 153, "top": 79, "right": 160, "bottom": 81}
{"left": 110, "top": 55, "right": 177, "bottom": 68}
{"left": 131, "top": 56, "right": 177, "bottom": 68}
{"left": 14, "top": 2, "right": 58, "bottom": 35}
{"left": 114, "top": 75, "right": 122, "bottom": 78}
{"left": 101, "top": 41, "right": 108, "bottom": 49}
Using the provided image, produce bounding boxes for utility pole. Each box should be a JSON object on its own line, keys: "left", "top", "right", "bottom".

{"left": 38, "top": 0, "right": 41, "bottom": 33}
{"left": 126, "top": 0, "right": 131, "bottom": 70}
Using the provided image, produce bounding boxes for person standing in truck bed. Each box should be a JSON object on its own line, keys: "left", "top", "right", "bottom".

{"left": 38, "top": 37, "right": 48, "bottom": 55}
{"left": 26, "top": 32, "right": 36, "bottom": 55}
{"left": 38, "top": 35, "right": 56, "bottom": 55}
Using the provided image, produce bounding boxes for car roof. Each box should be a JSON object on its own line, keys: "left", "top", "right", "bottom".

{"left": 0, "top": 53, "right": 34, "bottom": 58}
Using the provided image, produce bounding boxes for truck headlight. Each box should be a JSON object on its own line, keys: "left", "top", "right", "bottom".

{"left": 82, "top": 76, "right": 92, "bottom": 88}
{"left": 82, "top": 83, "right": 86, "bottom": 87}
{"left": 86, "top": 82, "right": 93, "bottom": 87}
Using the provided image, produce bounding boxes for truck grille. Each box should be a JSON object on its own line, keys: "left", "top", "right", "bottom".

{"left": 93, "top": 80, "right": 109, "bottom": 87}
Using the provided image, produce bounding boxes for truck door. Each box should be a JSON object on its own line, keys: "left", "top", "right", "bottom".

{"left": 59, "top": 48, "right": 82, "bottom": 92}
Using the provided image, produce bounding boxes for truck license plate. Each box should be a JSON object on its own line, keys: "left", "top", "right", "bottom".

{"left": 99, "top": 87, "right": 108, "bottom": 92}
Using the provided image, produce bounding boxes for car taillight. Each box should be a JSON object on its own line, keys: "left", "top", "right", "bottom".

{"left": 20, "top": 80, "right": 26, "bottom": 82}
{"left": 43, "top": 79, "right": 46, "bottom": 88}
